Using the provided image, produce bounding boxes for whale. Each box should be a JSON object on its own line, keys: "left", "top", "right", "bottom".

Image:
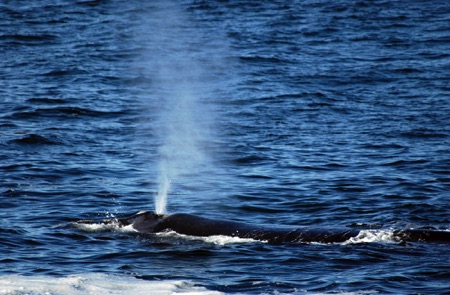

{"left": 77, "top": 211, "right": 450, "bottom": 244}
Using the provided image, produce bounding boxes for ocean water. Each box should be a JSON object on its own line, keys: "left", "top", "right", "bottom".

{"left": 1, "top": 0, "right": 449, "bottom": 294}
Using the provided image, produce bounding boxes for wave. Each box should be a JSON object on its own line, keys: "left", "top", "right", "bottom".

{"left": 9, "top": 134, "right": 61, "bottom": 145}
{"left": 0, "top": 33, "right": 57, "bottom": 42}
{"left": 0, "top": 273, "right": 222, "bottom": 295}
{"left": 7, "top": 107, "right": 128, "bottom": 120}
{"left": 0, "top": 273, "right": 378, "bottom": 295}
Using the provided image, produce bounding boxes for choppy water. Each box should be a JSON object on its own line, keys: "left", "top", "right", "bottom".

{"left": 1, "top": 0, "right": 449, "bottom": 294}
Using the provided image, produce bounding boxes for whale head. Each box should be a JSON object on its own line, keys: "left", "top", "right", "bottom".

{"left": 118, "top": 210, "right": 164, "bottom": 233}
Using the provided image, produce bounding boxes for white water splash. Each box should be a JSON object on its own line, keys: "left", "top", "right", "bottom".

{"left": 73, "top": 222, "right": 258, "bottom": 245}
{"left": 72, "top": 222, "right": 136, "bottom": 233}
{"left": 342, "top": 230, "right": 397, "bottom": 245}
{"left": 156, "top": 230, "right": 259, "bottom": 246}
{"left": 0, "top": 274, "right": 222, "bottom": 295}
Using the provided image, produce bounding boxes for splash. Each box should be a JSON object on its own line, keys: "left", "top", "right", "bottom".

{"left": 0, "top": 274, "right": 222, "bottom": 295}
{"left": 156, "top": 230, "right": 259, "bottom": 246}
{"left": 73, "top": 221, "right": 136, "bottom": 233}
{"left": 342, "top": 230, "right": 397, "bottom": 244}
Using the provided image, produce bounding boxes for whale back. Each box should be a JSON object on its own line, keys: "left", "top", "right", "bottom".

{"left": 151, "top": 213, "right": 361, "bottom": 243}
{"left": 76, "top": 211, "right": 450, "bottom": 244}
{"left": 154, "top": 213, "right": 250, "bottom": 237}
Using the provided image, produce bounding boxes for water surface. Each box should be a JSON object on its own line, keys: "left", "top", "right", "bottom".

{"left": 1, "top": 1, "right": 449, "bottom": 294}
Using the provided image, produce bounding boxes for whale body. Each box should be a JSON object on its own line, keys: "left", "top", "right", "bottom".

{"left": 78, "top": 211, "right": 450, "bottom": 244}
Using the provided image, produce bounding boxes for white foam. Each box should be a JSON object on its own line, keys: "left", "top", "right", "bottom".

{"left": 342, "top": 230, "right": 397, "bottom": 245}
{"left": 157, "top": 231, "right": 260, "bottom": 246}
{"left": 0, "top": 274, "right": 378, "bottom": 295}
{"left": 302, "top": 291, "right": 379, "bottom": 295}
{"left": 72, "top": 222, "right": 136, "bottom": 233}
{"left": 0, "top": 274, "right": 222, "bottom": 295}
{"left": 74, "top": 223, "right": 258, "bottom": 245}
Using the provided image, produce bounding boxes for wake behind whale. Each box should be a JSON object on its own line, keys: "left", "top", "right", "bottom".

{"left": 75, "top": 211, "right": 450, "bottom": 245}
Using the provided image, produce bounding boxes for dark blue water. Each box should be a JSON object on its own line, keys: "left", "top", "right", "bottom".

{"left": 1, "top": 0, "right": 449, "bottom": 294}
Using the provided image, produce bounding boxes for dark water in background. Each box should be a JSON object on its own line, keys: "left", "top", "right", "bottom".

{"left": 1, "top": 0, "right": 450, "bottom": 294}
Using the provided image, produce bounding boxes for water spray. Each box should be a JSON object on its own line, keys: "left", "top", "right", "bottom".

{"left": 138, "top": 2, "right": 226, "bottom": 214}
